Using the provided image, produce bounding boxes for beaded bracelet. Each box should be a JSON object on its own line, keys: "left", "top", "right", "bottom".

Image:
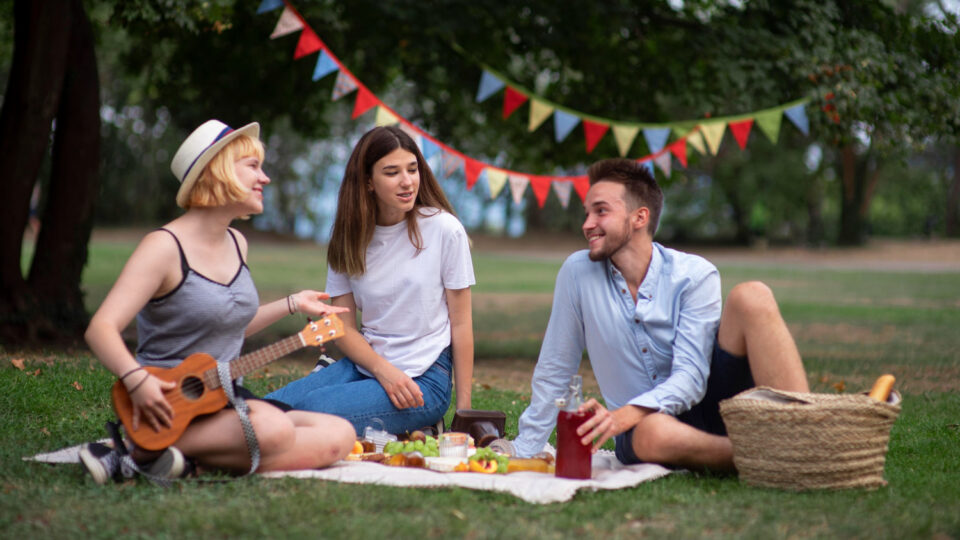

{"left": 287, "top": 294, "right": 298, "bottom": 315}
{"left": 119, "top": 366, "right": 144, "bottom": 381}
{"left": 127, "top": 373, "right": 151, "bottom": 395}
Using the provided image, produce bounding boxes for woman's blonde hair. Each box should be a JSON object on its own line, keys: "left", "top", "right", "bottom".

{"left": 328, "top": 126, "right": 455, "bottom": 276}
{"left": 185, "top": 135, "right": 265, "bottom": 209}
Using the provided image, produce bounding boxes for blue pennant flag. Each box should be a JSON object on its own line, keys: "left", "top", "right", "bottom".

{"left": 421, "top": 138, "right": 440, "bottom": 160}
{"left": 642, "top": 127, "right": 671, "bottom": 154}
{"left": 476, "top": 71, "right": 505, "bottom": 103}
{"left": 553, "top": 110, "right": 580, "bottom": 143}
{"left": 312, "top": 50, "right": 338, "bottom": 81}
{"left": 257, "top": 0, "right": 285, "bottom": 14}
{"left": 784, "top": 104, "right": 809, "bottom": 136}
{"left": 640, "top": 160, "right": 655, "bottom": 177}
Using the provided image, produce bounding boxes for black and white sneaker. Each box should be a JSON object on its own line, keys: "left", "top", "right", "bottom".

{"left": 139, "top": 446, "right": 188, "bottom": 480}
{"left": 79, "top": 442, "right": 126, "bottom": 484}
{"left": 311, "top": 353, "right": 337, "bottom": 373}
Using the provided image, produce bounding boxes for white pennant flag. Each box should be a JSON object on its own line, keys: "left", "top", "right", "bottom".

{"left": 508, "top": 174, "right": 530, "bottom": 205}
{"left": 270, "top": 8, "right": 303, "bottom": 39}
{"left": 552, "top": 180, "right": 573, "bottom": 208}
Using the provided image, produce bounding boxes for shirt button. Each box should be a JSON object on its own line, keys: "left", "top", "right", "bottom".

{"left": 634, "top": 318, "right": 640, "bottom": 323}
{"left": 621, "top": 289, "right": 626, "bottom": 293}
{"left": 652, "top": 374, "right": 657, "bottom": 380}
{"left": 642, "top": 347, "right": 648, "bottom": 353}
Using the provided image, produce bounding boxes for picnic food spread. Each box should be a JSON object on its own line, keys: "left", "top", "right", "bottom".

{"left": 346, "top": 431, "right": 556, "bottom": 475}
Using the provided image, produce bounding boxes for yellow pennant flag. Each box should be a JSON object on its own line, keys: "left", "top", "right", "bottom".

{"left": 486, "top": 168, "right": 508, "bottom": 199}
{"left": 700, "top": 122, "right": 727, "bottom": 155}
{"left": 528, "top": 99, "right": 554, "bottom": 132}
{"left": 375, "top": 107, "right": 399, "bottom": 126}
{"left": 612, "top": 124, "right": 641, "bottom": 157}
{"left": 686, "top": 130, "right": 707, "bottom": 155}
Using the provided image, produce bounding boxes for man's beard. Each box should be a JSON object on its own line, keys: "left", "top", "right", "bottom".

{"left": 587, "top": 220, "right": 632, "bottom": 262}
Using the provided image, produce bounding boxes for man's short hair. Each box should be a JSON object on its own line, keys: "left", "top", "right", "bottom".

{"left": 587, "top": 158, "right": 663, "bottom": 236}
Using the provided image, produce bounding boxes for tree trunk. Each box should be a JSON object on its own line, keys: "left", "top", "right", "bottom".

{"left": 946, "top": 147, "right": 960, "bottom": 237}
{"left": 837, "top": 144, "right": 878, "bottom": 246}
{"left": 0, "top": 0, "right": 99, "bottom": 345}
{"left": 28, "top": 0, "right": 101, "bottom": 341}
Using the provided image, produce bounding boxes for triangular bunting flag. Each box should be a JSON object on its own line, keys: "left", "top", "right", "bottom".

{"left": 686, "top": 130, "right": 706, "bottom": 155}
{"left": 331, "top": 71, "right": 358, "bottom": 100}
{"left": 612, "top": 124, "right": 641, "bottom": 157}
{"left": 486, "top": 168, "right": 508, "bottom": 199}
{"left": 270, "top": 8, "right": 303, "bottom": 39}
{"left": 528, "top": 99, "right": 554, "bottom": 132}
{"left": 312, "top": 50, "right": 338, "bottom": 81}
{"left": 530, "top": 176, "right": 551, "bottom": 208}
{"left": 552, "top": 180, "right": 574, "bottom": 208}
{"left": 421, "top": 138, "right": 440, "bottom": 160}
{"left": 728, "top": 119, "right": 754, "bottom": 150}
{"left": 784, "top": 104, "right": 809, "bottom": 136}
{"left": 502, "top": 87, "right": 529, "bottom": 119}
{"left": 573, "top": 175, "right": 590, "bottom": 204}
{"left": 642, "top": 127, "right": 671, "bottom": 154}
{"left": 668, "top": 139, "right": 688, "bottom": 168}
{"left": 464, "top": 158, "right": 484, "bottom": 190}
{"left": 583, "top": 120, "right": 610, "bottom": 154}
{"left": 639, "top": 160, "right": 655, "bottom": 177}
{"left": 476, "top": 70, "right": 505, "bottom": 103}
{"left": 295, "top": 27, "right": 323, "bottom": 59}
{"left": 352, "top": 87, "right": 379, "bottom": 119}
{"left": 700, "top": 122, "right": 727, "bottom": 155}
{"left": 754, "top": 109, "right": 783, "bottom": 143}
{"left": 554, "top": 110, "right": 580, "bottom": 143}
{"left": 257, "top": 0, "right": 285, "bottom": 14}
{"left": 375, "top": 106, "right": 399, "bottom": 126}
{"left": 653, "top": 152, "right": 672, "bottom": 178}
{"left": 441, "top": 153, "right": 464, "bottom": 179}
{"left": 508, "top": 174, "right": 529, "bottom": 205}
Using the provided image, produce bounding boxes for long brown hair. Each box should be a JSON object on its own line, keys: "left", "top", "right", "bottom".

{"left": 328, "top": 126, "right": 455, "bottom": 276}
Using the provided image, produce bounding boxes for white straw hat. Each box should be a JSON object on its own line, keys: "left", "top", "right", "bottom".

{"left": 170, "top": 119, "right": 260, "bottom": 208}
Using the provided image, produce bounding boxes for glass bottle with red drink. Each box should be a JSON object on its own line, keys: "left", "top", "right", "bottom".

{"left": 555, "top": 374, "right": 593, "bottom": 479}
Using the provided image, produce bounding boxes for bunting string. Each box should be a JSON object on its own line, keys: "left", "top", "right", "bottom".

{"left": 257, "top": 0, "right": 810, "bottom": 208}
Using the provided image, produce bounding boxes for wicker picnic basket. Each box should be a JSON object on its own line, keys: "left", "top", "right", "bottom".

{"left": 718, "top": 386, "right": 901, "bottom": 491}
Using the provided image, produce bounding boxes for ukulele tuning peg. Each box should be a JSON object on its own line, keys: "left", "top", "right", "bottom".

{"left": 328, "top": 330, "right": 337, "bottom": 337}
{"left": 323, "top": 318, "right": 331, "bottom": 326}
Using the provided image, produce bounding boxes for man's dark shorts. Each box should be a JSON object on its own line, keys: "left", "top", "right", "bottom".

{"left": 614, "top": 341, "right": 754, "bottom": 465}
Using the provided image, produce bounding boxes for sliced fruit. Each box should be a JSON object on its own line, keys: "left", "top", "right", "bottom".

{"left": 469, "top": 459, "right": 499, "bottom": 474}
{"left": 351, "top": 441, "right": 364, "bottom": 455}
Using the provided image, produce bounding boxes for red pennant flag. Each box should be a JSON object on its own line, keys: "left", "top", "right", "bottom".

{"left": 294, "top": 27, "right": 323, "bottom": 59}
{"left": 582, "top": 120, "right": 610, "bottom": 154}
{"left": 352, "top": 87, "right": 379, "bottom": 119}
{"left": 728, "top": 119, "right": 754, "bottom": 150}
{"left": 530, "top": 176, "right": 552, "bottom": 208}
{"left": 502, "top": 87, "right": 529, "bottom": 119}
{"left": 572, "top": 175, "right": 590, "bottom": 203}
{"left": 668, "top": 139, "right": 688, "bottom": 168}
{"left": 464, "top": 158, "right": 484, "bottom": 190}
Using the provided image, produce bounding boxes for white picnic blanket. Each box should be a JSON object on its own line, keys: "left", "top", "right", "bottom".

{"left": 26, "top": 444, "right": 671, "bottom": 504}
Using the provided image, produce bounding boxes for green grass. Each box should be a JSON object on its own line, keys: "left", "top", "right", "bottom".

{"left": 3, "top": 234, "right": 960, "bottom": 538}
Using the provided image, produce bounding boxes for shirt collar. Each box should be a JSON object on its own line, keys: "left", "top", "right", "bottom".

{"left": 605, "top": 243, "right": 662, "bottom": 301}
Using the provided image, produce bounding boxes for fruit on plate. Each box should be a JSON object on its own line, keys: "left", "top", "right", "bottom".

{"left": 351, "top": 441, "right": 364, "bottom": 455}
{"left": 383, "top": 435, "right": 440, "bottom": 457}
{"left": 469, "top": 459, "right": 499, "bottom": 474}
{"left": 468, "top": 446, "right": 509, "bottom": 473}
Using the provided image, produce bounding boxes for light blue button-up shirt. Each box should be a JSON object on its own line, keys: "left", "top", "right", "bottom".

{"left": 514, "top": 243, "right": 722, "bottom": 457}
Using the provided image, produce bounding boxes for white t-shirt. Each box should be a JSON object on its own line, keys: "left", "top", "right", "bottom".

{"left": 325, "top": 208, "right": 475, "bottom": 377}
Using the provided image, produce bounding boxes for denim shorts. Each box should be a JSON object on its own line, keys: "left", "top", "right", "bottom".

{"left": 614, "top": 342, "right": 754, "bottom": 465}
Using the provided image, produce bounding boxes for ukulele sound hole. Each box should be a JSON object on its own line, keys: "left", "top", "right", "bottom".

{"left": 180, "top": 376, "right": 205, "bottom": 400}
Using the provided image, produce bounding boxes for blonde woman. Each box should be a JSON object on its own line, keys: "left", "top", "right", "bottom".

{"left": 267, "top": 126, "right": 475, "bottom": 436}
{"left": 80, "top": 120, "right": 355, "bottom": 483}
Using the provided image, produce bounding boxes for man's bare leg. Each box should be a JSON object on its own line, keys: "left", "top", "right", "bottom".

{"left": 630, "top": 413, "right": 735, "bottom": 471}
{"left": 717, "top": 281, "right": 809, "bottom": 392}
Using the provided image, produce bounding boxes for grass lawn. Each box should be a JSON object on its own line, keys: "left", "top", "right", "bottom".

{"left": 2, "top": 232, "right": 959, "bottom": 539}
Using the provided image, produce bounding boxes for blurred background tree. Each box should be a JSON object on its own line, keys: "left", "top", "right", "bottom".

{"left": 1, "top": 0, "right": 957, "bottom": 344}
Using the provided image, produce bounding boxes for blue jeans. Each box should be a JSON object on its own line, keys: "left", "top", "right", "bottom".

{"left": 265, "top": 347, "right": 453, "bottom": 436}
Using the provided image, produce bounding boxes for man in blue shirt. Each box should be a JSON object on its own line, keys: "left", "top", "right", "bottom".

{"left": 514, "top": 158, "right": 809, "bottom": 470}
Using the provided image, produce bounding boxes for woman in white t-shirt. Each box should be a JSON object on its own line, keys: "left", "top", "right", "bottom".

{"left": 266, "top": 126, "right": 475, "bottom": 435}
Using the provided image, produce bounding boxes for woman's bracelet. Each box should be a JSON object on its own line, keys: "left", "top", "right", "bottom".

{"left": 119, "top": 366, "right": 144, "bottom": 381}
{"left": 127, "top": 373, "right": 151, "bottom": 395}
{"left": 287, "top": 294, "right": 298, "bottom": 315}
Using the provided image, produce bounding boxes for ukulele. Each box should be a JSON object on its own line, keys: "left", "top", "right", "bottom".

{"left": 112, "top": 314, "right": 344, "bottom": 450}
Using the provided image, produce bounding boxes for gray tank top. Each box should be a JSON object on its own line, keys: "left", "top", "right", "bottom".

{"left": 135, "top": 228, "right": 259, "bottom": 368}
